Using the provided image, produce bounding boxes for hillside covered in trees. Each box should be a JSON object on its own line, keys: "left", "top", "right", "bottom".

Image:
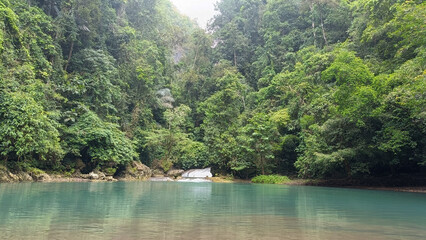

{"left": 0, "top": 0, "right": 425, "bottom": 180}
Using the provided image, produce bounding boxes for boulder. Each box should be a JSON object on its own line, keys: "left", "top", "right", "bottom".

{"left": 167, "top": 169, "right": 184, "bottom": 178}
{"left": 0, "top": 168, "right": 12, "bottom": 183}
{"left": 7, "top": 171, "right": 20, "bottom": 182}
{"left": 89, "top": 172, "right": 99, "bottom": 180}
{"left": 35, "top": 173, "right": 51, "bottom": 182}
{"left": 93, "top": 170, "right": 106, "bottom": 179}
{"left": 152, "top": 169, "right": 165, "bottom": 177}
{"left": 72, "top": 169, "right": 83, "bottom": 178}
{"left": 105, "top": 176, "right": 117, "bottom": 182}
{"left": 117, "top": 161, "right": 152, "bottom": 180}
{"left": 1, "top": 168, "right": 35, "bottom": 183}
{"left": 16, "top": 172, "right": 33, "bottom": 182}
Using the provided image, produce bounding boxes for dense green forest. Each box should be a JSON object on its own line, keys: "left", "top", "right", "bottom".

{"left": 0, "top": 0, "right": 424, "bottom": 179}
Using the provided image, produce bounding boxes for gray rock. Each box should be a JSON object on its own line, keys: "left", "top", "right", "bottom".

{"left": 93, "top": 170, "right": 106, "bottom": 179}
{"left": 117, "top": 161, "right": 152, "bottom": 180}
{"left": 16, "top": 172, "right": 33, "bottom": 182}
{"left": 0, "top": 169, "right": 12, "bottom": 183}
{"left": 152, "top": 169, "right": 165, "bottom": 177}
{"left": 105, "top": 176, "right": 117, "bottom": 182}
{"left": 1, "top": 168, "right": 34, "bottom": 183}
{"left": 89, "top": 172, "right": 99, "bottom": 180}
{"left": 167, "top": 169, "right": 184, "bottom": 178}
{"left": 35, "top": 173, "right": 51, "bottom": 182}
{"left": 7, "top": 171, "right": 19, "bottom": 182}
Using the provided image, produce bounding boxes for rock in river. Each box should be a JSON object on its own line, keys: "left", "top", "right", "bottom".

{"left": 167, "top": 169, "right": 184, "bottom": 178}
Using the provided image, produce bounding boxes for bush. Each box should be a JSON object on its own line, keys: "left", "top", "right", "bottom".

{"left": 27, "top": 167, "right": 46, "bottom": 176}
{"left": 103, "top": 167, "right": 117, "bottom": 176}
{"left": 251, "top": 175, "right": 290, "bottom": 184}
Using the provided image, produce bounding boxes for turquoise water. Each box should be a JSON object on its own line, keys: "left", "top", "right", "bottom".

{"left": 0, "top": 182, "right": 425, "bottom": 240}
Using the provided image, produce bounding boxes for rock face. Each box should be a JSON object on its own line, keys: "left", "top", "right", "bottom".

{"left": 0, "top": 165, "right": 44, "bottom": 183}
{"left": 0, "top": 167, "right": 44, "bottom": 183}
{"left": 152, "top": 169, "right": 165, "bottom": 177}
{"left": 34, "top": 173, "right": 52, "bottom": 182}
{"left": 182, "top": 168, "right": 213, "bottom": 178}
{"left": 167, "top": 169, "right": 184, "bottom": 178}
{"left": 0, "top": 168, "right": 13, "bottom": 183}
{"left": 117, "top": 161, "right": 152, "bottom": 180}
{"left": 16, "top": 172, "right": 33, "bottom": 182}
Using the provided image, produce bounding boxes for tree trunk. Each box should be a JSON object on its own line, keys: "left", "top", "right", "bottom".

{"left": 345, "top": 159, "right": 351, "bottom": 178}
{"left": 64, "top": 41, "right": 74, "bottom": 72}
{"left": 310, "top": 3, "right": 316, "bottom": 47}
{"left": 192, "top": 47, "right": 198, "bottom": 69}
{"left": 319, "top": 9, "right": 328, "bottom": 46}
{"left": 233, "top": 48, "right": 237, "bottom": 66}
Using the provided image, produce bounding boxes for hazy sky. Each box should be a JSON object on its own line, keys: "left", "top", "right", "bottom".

{"left": 170, "top": 0, "right": 219, "bottom": 29}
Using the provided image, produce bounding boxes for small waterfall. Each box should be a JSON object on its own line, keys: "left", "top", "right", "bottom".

{"left": 148, "top": 168, "right": 213, "bottom": 182}
{"left": 178, "top": 168, "right": 212, "bottom": 182}
{"left": 181, "top": 168, "right": 212, "bottom": 178}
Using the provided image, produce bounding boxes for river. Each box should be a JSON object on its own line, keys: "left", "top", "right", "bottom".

{"left": 0, "top": 182, "right": 425, "bottom": 239}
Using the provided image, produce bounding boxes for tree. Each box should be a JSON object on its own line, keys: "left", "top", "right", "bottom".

{"left": 64, "top": 110, "right": 137, "bottom": 171}
{"left": 0, "top": 91, "right": 63, "bottom": 167}
{"left": 242, "top": 112, "right": 280, "bottom": 175}
{"left": 141, "top": 104, "right": 193, "bottom": 171}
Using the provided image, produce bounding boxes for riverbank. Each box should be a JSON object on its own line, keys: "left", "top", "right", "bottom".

{"left": 209, "top": 175, "right": 426, "bottom": 193}
{"left": 0, "top": 161, "right": 152, "bottom": 183}
{"left": 296, "top": 177, "right": 426, "bottom": 193}
{"left": 1, "top": 165, "right": 425, "bottom": 193}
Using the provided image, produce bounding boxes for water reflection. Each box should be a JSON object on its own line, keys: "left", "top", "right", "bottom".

{"left": 0, "top": 182, "right": 425, "bottom": 239}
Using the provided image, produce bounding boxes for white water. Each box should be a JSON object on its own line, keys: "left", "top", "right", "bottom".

{"left": 181, "top": 168, "right": 212, "bottom": 178}
{"left": 177, "top": 178, "right": 211, "bottom": 183}
{"left": 149, "top": 177, "right": 174, "bottom": 182}
{"left": 148, "top": 168, "right": 213, "bottom": 182}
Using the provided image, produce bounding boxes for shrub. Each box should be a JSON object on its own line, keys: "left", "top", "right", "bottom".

{"left": 103, "top": 167, "right": 117, "bottom": 176}
{"left": 27, "top": 167, "right": 46, "bottom": 176}
{"left": 251, "top": 175, "right": 290, "bottom": 184}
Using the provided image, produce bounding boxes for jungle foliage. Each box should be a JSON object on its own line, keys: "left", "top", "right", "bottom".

{"left": 0, "top": 0, "right": 424, "bottom": 179}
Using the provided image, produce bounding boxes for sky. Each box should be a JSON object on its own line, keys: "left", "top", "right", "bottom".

{"left": 169, "top": 0, "right": 219, "bottom": 29}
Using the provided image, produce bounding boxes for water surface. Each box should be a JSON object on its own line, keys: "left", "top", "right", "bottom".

{"left": 0, "top": 182, "right": 425, "bottom": 239}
